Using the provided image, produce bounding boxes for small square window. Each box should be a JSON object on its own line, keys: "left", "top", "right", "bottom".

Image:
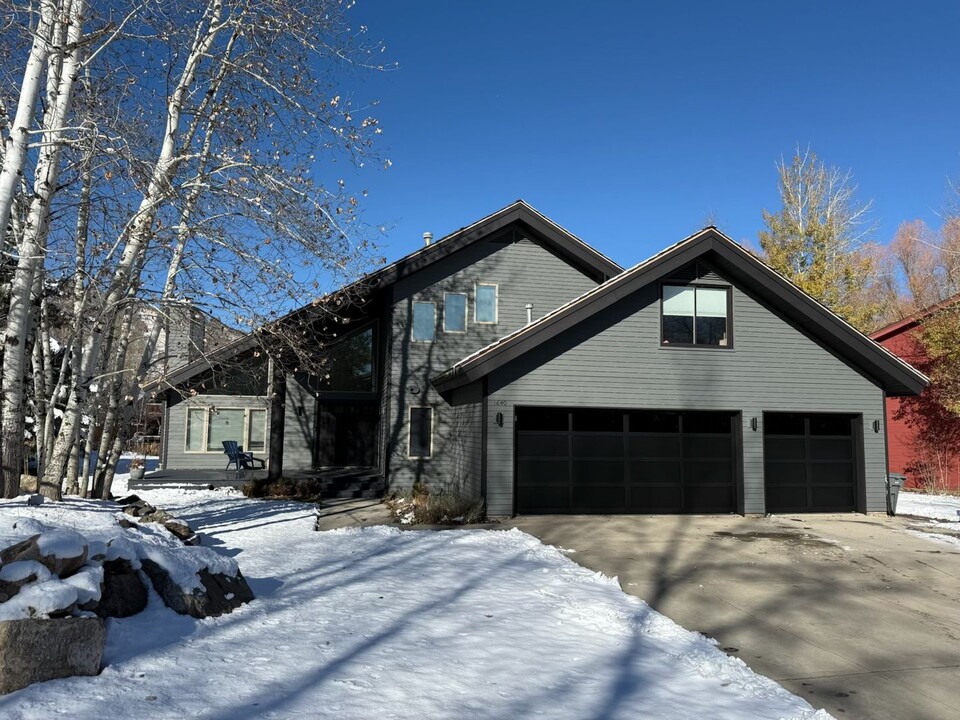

{"left": 475, "top": 284, "right": 498, "bottom": 324}
{"left": 412, "top": 301, "right": 436, "bottom": 342}
{"left": 408, "top": 407, "right": 433, "bottom": 459}
{"left": 444, "top": 293, "right": 467, "bottom": 333}
{"left": 661, "top": 284, "right": 731, "bottom": 347}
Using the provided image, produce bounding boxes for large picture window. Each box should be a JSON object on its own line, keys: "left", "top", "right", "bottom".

{"left": 661, "top": 285, "right": 731, "bottom": 347}
{"left": 185, "top": 406, "right": 267, "bottom": 453}
{"left": 412, "top": 301, "right": 436, "bottom": 341}
{"left": 318, "top": 326, "right": 375, "bottom": 393}
{"left": 408, "top": 407, "right": 433, "bottom": 459}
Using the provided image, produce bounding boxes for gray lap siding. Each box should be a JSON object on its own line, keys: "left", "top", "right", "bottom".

{"left": 386, "top": 236, "right": 598, "bottom": 495}
{"left": 484, "top": 280, "right": 888, "bottom": 515}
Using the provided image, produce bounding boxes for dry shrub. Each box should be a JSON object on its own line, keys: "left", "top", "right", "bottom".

{"left": 388, "top": 486, "right": 485, "bottom": 525}
{"left": 243, "top": 476, "right": 326, "bottom": 501}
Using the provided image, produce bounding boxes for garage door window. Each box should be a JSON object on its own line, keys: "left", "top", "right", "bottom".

{"left": 661, "top": 285, "right": 731, "bottom": 347}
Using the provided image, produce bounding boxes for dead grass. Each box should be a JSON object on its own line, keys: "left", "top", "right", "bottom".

{"left": 386, "top": 485, "right": 486, "bottom": 526}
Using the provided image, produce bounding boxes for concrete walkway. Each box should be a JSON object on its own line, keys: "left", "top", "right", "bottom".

{"left": 507, "top": 512, "right": 960, "bottom": 720}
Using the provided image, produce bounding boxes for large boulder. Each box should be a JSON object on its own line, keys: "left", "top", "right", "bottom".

{"left": 140, "top": 559, "right": 254, "bottom": 619}
{"left": 96, "top": 559, "right": 148, "bottom": 618}
{"left": 0, "top": 617, "right": 105, "bottom": 694}
{"left": 0, "top": 561, "right": 52, "bottom": 603}
{"left": 2, "top": 530, "right": 88, "bottom": 578}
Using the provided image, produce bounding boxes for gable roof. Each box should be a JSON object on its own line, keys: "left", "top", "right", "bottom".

{"left": 433, "top": 227, "right": 929, "bottom": 398}
{"left": 146, "top": 200, "right": 622, "bottom": 393}
{"left": 353, "top": 199, "right": 622, "bottom": 289}
{"left": 870, "top": 293, "right": 960, "bottom": 343}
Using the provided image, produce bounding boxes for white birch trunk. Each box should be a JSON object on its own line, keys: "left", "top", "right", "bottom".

{"left": 3, "top": 0, "right": 87, "bottom": 499}
{"left": 0, "top": 0, "right": 58, "bottom": 248}
{"left": 44, "top": 0, "right": 227, "bottom": 490}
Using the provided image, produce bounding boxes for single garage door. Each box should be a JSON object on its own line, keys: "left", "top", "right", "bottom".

{"left": 516, "top": 407, "right": 738, "bottom": 514}
{"left": 763, "top": 413, "right": 859, "bottom": 513}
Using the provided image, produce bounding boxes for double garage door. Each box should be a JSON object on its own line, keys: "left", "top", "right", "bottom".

{"left": 515, "top": 407, "right": 860, "bottom": 514}
{"left": 515, "top": 407, "right": 738, "bottom": 514}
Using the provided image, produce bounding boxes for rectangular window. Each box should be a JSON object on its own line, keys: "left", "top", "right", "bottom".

{"left": 206, "top": 408, "right": 246, "bottom": 451}
{"left": 475, "top": 283, "right": 498, "bottom": 324}
{"left": 661, "top": 285, "right": 730, "bottom": 347}
{"left": 443, "top": 293, "right": 467, "bottom": 333}
{"left": 185, "top": 408, "right": 205, "bottom": 452}
{"left": 247, "top": 409, "right": 267, "bottom": 451}
{"left": 412, "top": 301, "right": 436, "bottom": 342}
{"left": 408, "top": 407, "right": 433, "bottom": 459}
{"left": 318, "top": 326, "right": 375, "bottom": 393}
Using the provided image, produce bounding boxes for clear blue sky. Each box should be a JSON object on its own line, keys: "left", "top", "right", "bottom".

{"left": 344, "top": 0, "right": 960, "bottom": 270}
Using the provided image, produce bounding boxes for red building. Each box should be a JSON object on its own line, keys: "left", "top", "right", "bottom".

{"left": 871, "top": 300, "right": 960, "bottom": 490}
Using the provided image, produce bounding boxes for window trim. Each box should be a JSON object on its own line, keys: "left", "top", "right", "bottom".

{"left": 659, "top": 282, "right": 734, "bottom": 349}
{"left": 407, "top": 406, "right": 434, "bottom": 459}
{"left": 184, "top": 405, "right": 269, "bottom": 454}
{"left": 443, "top": 292, "right": 468, "bottom": 334}
{"left": 411, "top": 300, "right": 437, "bottom": 342}
{"left": 474, "top": 282, "right": 499, "bottom": 325}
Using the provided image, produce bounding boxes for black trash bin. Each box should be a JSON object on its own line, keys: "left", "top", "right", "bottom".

{"left": 887, "top": 473, "right": 906, "bottom": 516}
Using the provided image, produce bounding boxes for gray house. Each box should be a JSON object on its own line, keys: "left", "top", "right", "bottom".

{"left": 151, "top": 201, "right": 927, "bottom": 516}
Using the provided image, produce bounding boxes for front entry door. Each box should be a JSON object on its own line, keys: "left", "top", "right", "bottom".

{"left": 316, "top": 401, "right": 378, "bottom": 467}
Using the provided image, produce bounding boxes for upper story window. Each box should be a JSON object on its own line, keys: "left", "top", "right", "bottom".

{"left": 443, "top": 292, "right": 467, "bottom": 333}
{"left": 318, "top": 326, "right": 375, "bottom": 393}
{"left": 412, "top": 301, "right": 436, "bottom": 342}
{"left": 661, "top": 284, "right": 731, "bottom": 347}
{"left": 475, "top": 283, "right": 498, "bottom": 324}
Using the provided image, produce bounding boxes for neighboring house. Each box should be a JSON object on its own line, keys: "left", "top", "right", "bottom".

{"left": 870, "top": 298, "right": 960, "bottom": 490}
{"left": 149, "top": 201, "right": 927, "bottom": 515}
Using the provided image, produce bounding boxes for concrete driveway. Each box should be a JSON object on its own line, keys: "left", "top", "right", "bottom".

{"left": 507, "top": 512, "right": 960, "bottom": 720}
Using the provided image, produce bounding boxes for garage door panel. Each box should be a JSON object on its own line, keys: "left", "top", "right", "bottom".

{"left": 572, "top": 435, "right": 622, "bottom": 457}
{"left": 764, "top": 462, "right": 806, "bottom": 485}
{"left": 628, "top": 485, "right": 682, "bottom": 511}
{"left": 516, "top": 434, "right": 568, "bottom": 456}
{"left": 629, "top": 460, "right": 681, "bottom": 484}
{"left": 518, "top": 485, "right": 569, "bottom": 512}
{"left": 517, "top": 460, "right": 569, "bottom": 485}
{"left": 686, "top": 486, "right": 735, "bottom": 511}
{"left": 572, "top": 486, "right": 625, "bottom": 510}
{"left": 764, "top": 413, "right": 858, "bottom": 513}
{"left": 571, "top": 460, "right": 623, "bottom": 483}
{"left": 811, "top": 462, "right": 854, "bottom": 485}
{"left": 517, "top": 408, "right": 737, "bottom": 514}
{"left": 628, "top": 435, "right": 679, "bottom": 458}
{"left": 682, "top": 436, "right": 733, "bottom": 459}
{"left": 812, "top": 486, "right": 855, "bottom": 509}
{"left": 809, "top": 439, "right": 853, "bottom": 461}
{"left": 765, "top": 438, "right": 806, "bottom": 460}
{"left": 684, "top": 461, "right": 733, "bottom": 484}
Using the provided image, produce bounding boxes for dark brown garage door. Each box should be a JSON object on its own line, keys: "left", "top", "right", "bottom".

{"left": 763, "top": 413, "right": 859, "bottom": 512}
{"left": 515, "top": 408, "right": 738, "bottom": 514}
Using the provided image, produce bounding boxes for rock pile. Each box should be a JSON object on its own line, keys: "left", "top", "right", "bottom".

{"left": 0, "top": 495, "right": 254, "bottom": 694}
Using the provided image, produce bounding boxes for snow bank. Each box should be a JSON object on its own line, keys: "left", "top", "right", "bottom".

{"left": 898, "top": 491, "right": 960, "bottom": 523}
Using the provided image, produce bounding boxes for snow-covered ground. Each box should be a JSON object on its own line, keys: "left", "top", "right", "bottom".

{"left": 897, "top": 491, "right": 960, "bottom": 523}
{"left": 897, "top": 491, "right": 960, "bottom": 549}
{"left": 1, "top": 476, "right": 832, "bottom": 720}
